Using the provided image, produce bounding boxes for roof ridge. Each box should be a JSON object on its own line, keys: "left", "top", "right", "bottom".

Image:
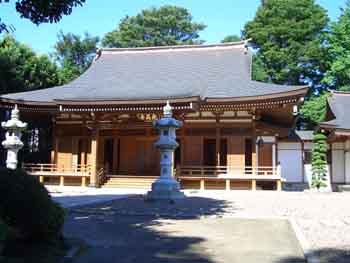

{"left": 98, "top": 40, "right": 249, "bottom": 54}
{"left": 332, "top": 90, "right": 350, "bottom": 95}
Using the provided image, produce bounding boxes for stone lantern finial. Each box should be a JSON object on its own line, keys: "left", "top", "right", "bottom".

{"left": 163, "top": 100, "right": 172, "bottom": 118}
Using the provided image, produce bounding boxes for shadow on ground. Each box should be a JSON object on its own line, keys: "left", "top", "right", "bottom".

{"left": 64, "top": 195, "right": 234, "bottom": 263}
{"left": 277, "top": 248, "right": 350, "bottom": 263}
{"left": 52, "top": 193, "right": 134, "bottom": 208}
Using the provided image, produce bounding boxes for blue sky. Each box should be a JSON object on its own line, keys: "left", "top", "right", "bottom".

{"left": 0, "top": 0, "right": 346, "bottom": 54}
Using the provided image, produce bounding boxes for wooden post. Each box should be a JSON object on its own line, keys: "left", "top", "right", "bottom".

{"left": 200, "top": 179, "right": 205, "bottom": 190}
{"left": 90, "top": 127, "right": 100, "bottom": 187}
{"left": 81, "top": 176, "right": 87, "bottom": 187}
{"left": 251, "top": 179, "right": 257, "bottom": 191}
{"left": 225, "top": 179, "right": 230, "bottom": 191}
{"left": 277, "top": 179, "right": 282, "bottom": 191}
{"left": 59, "top": 176, "right": 64, "bottom": 186}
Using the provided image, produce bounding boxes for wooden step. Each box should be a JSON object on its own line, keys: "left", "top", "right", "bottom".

{"left": 101, "top": 176, "right": 157, "bottom": 189}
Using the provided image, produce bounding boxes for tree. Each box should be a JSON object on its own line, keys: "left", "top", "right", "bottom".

{"left": 0, "top": 35, "right": 61, "bottom": 94}
{"left": 323, "top": 0, "right": 350, "bottom": 90}
{"left": 221, "top": 35, "right": 241, "bottom": 43}
{"left": 0, "top": 0, "right": 86, "bottom": 33}
{"left": 102, "top": 5, "right": 206, "bottom": 48}
{"left": 53, "top": 31, "right": 99, "bottom": 82}
{"left": 300, "top": 92, "right": 330, "bottom": 127}
{"left": 252, "top": 54, "right": 269, "bottom": 82}
{"left": 243, "top": 0, "right": 329, "bottom": 86}
{"left": 311, "top": 132, "right": 328, "bottom": 189}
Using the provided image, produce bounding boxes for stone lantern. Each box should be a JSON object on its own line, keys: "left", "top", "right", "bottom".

{"left": 146, "top": 101, "right": 185, "bottom": 200}
{"left": 1, "top": 105, "right": 27, "bottom": 170}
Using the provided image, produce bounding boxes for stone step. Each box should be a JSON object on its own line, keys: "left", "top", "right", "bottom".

{"left": 337, "top": 185, "right": 350, "bottom": 192}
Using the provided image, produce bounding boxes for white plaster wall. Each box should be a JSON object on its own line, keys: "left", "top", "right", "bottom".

{"left": 332, "top": 142, "right": 345, "bottom": 183}
{"left": 277, "top": 142, "right": 303, "bottom": 182}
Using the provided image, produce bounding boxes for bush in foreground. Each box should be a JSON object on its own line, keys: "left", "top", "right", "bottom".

{"left": 0, "top": 168, "right": 64, "bottom": 241}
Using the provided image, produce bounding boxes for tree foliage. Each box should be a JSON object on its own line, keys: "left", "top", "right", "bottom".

{"left": 252, "top": 53, "right": 269, "bottom": 82}
{"left": 102, "top": 5, "right": 206, "bottom": 48}
{"left": 311, "top": 132, "right": 328, "bottom": 189}
{"left": 0, "top": 35, "right": 61, "bottom": 94}
{"left": 300, "top": 92, "right": 330, "bottom": 127}
{"left": 0, "top": 0, "right": 86, "bottom": 33}
{"left": 243, "top": 0, "right": 329, "bottom": 86}
{"left": 53, "top": 31, "right": 99, "bottom": 83}
{"left": 323, "top": 0, "right": 350, "bottom": 89}
{"left": 221, "top": 35, "right": 241, "bottom": 43}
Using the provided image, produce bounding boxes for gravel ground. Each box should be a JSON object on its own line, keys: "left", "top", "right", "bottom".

{"left": 48, "top": 186, "right": 350, "bottom": 262}
{"left": 185, "top": 190, "right": 350, "bottom": 262}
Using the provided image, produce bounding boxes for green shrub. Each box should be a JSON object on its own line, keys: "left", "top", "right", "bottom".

{"left": 311, "top": 132, "right": 328, "bottom": 189}
{"left": 0, "top": 168, "right": 64, "bottom": 241}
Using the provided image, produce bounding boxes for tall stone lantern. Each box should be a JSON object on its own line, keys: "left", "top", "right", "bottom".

{"left": 146, "top": 101, "right": 185, "bottom": 200}
{"left": 1, "top": 105, "right": 27, "bottom": 170}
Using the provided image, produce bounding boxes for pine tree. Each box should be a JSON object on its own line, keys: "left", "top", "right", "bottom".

{"left": 311, "top": 132, "right": 328, "bottom": 189}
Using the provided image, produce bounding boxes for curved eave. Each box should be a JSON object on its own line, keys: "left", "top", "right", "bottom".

{"left": 205, "top": 86, "right": 308, "bottom": 103}
{"left": 0, "top": 97, "right": 56, "bottom": 107}
{"left": 0, "top": 86, "right": 308, "bottom": 110}
{"left": 53, "top": 96, "right": 200, "bottom": 106}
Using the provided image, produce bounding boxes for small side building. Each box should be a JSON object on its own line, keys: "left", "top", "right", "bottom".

{"left": 320, "top": 91, "right": 350, "bottom": 190}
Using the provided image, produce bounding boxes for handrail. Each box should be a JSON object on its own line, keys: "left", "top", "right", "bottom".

{"left": 23, "top": 163, "right": 92, "bottom": 175}
{"left": 176, "top": 165, "right": 281, "bottom": 178}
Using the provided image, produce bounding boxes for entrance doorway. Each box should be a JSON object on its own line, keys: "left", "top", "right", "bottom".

{"left": 104, "top": 138, "right": 114, "bottom": 174}
{"left": 203, "top": 139, "right": 227, "bottom": 166}
{"left": 204, "top": 139, "right": 216, "bottom": 166}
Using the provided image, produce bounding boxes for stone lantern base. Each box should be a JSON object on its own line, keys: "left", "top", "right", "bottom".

{"left": 146, "top": 178, "right": 185, "bottom": 200}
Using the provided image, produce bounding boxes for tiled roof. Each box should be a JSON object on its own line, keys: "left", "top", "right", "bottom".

{"left": 321, "top": 91, "right": 350, "bottom": 130}
{"left": 1, "top": 42, "right": 306, "bottom": 103}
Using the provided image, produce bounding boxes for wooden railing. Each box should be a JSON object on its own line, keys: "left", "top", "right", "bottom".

{"left": 176, "top": 165, "right": 281, "bottom": 179}
{"left": 23, "top": 163, "right": 92, "bottom": 176}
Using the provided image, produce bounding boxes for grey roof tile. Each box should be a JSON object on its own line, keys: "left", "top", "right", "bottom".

{"left": 1, "top": 43, "right": 306, "bottom": 103}
{"left": 321, "top": 92, "right": 350, "bottom": 130}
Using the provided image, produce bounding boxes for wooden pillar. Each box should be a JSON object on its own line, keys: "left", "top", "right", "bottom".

{"left": 112, "top": 137, "right": 119, "bottom": 174}
{"left": 272, "top": 142, "right": 277, "bottom": 168}
{"left": 90, "top": 128, "right": 100, "bottom": 187}
{"left": 50, "top": 123, "right": 56, "bottom": 164}
{"left": 216, "top": 117, "right": 221, "bottom": 166}
{"left": 180, "top": 121, "right": 185, "bottom": 166}
{"left": 51, "top": 124, "right": 59, "bottom": 165}
{"left": 301, "top": 141, "right": 305, "bottom": 183}
{"left": 252, "top": 117, "right": 257, "bottom": 167}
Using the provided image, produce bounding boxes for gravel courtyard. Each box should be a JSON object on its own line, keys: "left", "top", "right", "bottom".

{"left": 188, "top": 190, "right": 350, "bottom": 262}
{"left": 50, "top": 187, "right": 350, "bottom": 262}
